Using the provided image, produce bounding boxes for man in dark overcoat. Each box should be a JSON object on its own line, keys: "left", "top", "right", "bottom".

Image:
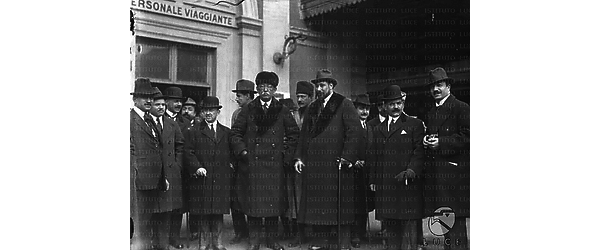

{"left": 230, "top": 71, "right": 300, "bottom": 250}
{"left": 162, "top": 86, "right": 190, "bottom": 249}
{"left": 293, "top": 69, "right": 362, "bottom": 250}
{"left": 131, "top": 79, "right": 185, "bottom": 250}
{"left": 295, "top": 80, "right": 315, "bottom": 126}
{"left": 351, "top": 94, "right": 375, "bottom": 248}
{"left": 229, "top": 79, "right": 256, "bottom": 244}
{"left": 422, "top": 68, "right": 470, "bottom": 250}
{"left": 369, "top": 85, "right": 425, "bottom": 250}
{"left": 185, "top": 96, "right": 233, "bottom": 250}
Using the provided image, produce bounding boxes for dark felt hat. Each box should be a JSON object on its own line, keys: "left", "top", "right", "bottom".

{"left": 232, "top": 79, "right": 257, "bottom": 93}
{"left": 201, "top": 96, "right": 222, "bottom": 109}
{"left": 381, "top": 85, "right": 407, "bottom": 101}
{"left": 162, "top": 87, "right": 186, "bottom": 100}
{"left": 353, "top": 94, "right": 371, "bottom": 106}
{"left": 183, "top": 97, "right": 197, "bottom": 106}
{"left": 152, "top": 87, "right": 165, "bottom": 100}
{"left": 255, "top": 71, "right": 279, "bottom": 88}
{"left": 310, "top": 69, "right": 338, "bottom": 87}
{"left": 296, "top": 81, "right": 314, "bottom": 96}
{"left": 426, "top": 67, "right": 454, "bottom": 86}
{"left": 131, "top": 78, "right": 159, "bottom": 96}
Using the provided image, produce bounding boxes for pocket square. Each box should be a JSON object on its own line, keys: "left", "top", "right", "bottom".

{"left": 401, "top": 130, "right": 407, "bottom": 134}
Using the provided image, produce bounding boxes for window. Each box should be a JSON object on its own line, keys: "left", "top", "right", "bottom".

{"left": 135, "top": 37, "right": 214, "bottom": 87}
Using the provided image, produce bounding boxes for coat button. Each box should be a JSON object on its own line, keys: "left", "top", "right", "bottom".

{"left": 256, "top": 143, "right": 259, "bottom": 146}
{"left": 271, "top": 157, "right": 274, "bottom": 160}
{"left": 272, "top": 131, "right": 276, "bottom": 134}
{"left": 272, "top": 144, "right": 275, "bottom": 148}
{"left": 168, "top": 152, "right": 172, "bottom": 156}
{"left": 255, "top": 156, "right": 259, "bottom": 160}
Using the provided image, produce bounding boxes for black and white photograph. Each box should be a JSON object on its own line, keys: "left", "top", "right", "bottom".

{"left": 129, "top": 0, "right": 469, "bottom": 250}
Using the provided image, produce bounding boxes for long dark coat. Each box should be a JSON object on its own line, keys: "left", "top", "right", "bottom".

{"left": 354, "top": 122, "right": 375, "bottom": 214}
{"left": 185, "top": 121, "right": 233, "bottom": 215}
{"left": 130, "top": 110, "right": 184, "bottom": 216}
{"left": 295, "top": 92, "right": 361, "bottom": 225}
{"left": 370, "top": 114, "right": 425, "bottom": 220}
{"left": 423, "top": 94, "right": 470, "bottom": 218}
{"left": 230, "top": 97, "right": 300, "bottom": 217}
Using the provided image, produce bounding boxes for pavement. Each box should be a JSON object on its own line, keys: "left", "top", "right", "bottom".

{"left": 150, "top": 212, "right": 469, "bottom": 250}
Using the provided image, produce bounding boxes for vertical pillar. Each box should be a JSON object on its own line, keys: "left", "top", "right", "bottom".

{"left": 262, "top": 0, "right": 291, "bottom": 96}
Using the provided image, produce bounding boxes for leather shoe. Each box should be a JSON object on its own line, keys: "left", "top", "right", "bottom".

{"left": 308, "top": 245, "right": 328, "bottom": 250}
{"left": 351, "top": 238, "right": 360, "bottom": 248}
{"left": 190, "top": 232, "right": 200, "bottom": 241}
{"left": 247, "top": 244, "right": 260, "bottom": 250}
{"left": 266, "top": 242, "right": 285, "bottom": 250}
{"left": 169, "top": 243, "right": 184, "bottom": 249}
{"left": 230, "top": 234, "right": 248, "bottom": 244}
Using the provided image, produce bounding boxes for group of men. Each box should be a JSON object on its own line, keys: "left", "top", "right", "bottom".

{"left": 130, "top": 67, "right": 470, "bottom": 250}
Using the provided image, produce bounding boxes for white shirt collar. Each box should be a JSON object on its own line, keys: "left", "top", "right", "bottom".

{"left": 322, "top": 92, "right": 333, "bottom": 107}
{"left": 150, "top": 113, "right": 162, "bottom": 124}
{"left": 166, "top": 110, "right": 177, "bottom": 118}
{"left": 206, "top": 120, "right": 217, "bottom": 127}
{"left": 435, "top": 94, "right": 451, "bottom": 107}
{"left": 260, "top": 98, "right": 272, "bottom": 108}
{"left": 378, "top": 114, "right": 386, "bottom": 123}
{"left": 133, "top": 106, "right": 145, "bottom": 119}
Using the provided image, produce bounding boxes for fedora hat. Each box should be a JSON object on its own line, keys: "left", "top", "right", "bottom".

{"left": 381, "top": 85, "right": 407, "bottom": 101}
{"left": 151, "top": 87, "right": 166, "bottom": 100}
{"left": 296, "top": 81, "right": 314, "bottom": 96}
{"left": 183, "top": 97, "right": 197, "bottom": 106}
{"left": 353, "top": 94, "right": 371, "bottom": 106}
{"left": 131, "top": 78, "right": 159, "bottom": 96}
{"left": 162, "top": 87, "right": 186, "bottom": 100}
{"left": 310, "top": 69, "right": 337, "bottom": 87}
{"left": 232, "top": 79, "right": 257, "bottom": 93}
{"left": 427, "top": 67, "right": 454, "bottom": 86}
{"left": 201, "top": 96, "right": 222, "bottom": 109}
{"left": 255, "top": 71, "right": 279, "bottom": 88}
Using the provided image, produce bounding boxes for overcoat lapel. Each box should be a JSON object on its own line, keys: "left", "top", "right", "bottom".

{"left": 160, "top": 118, "right": 174, "bottom": 143}
{"left": 215, "top": 123, "right": 226, "bottom": 144}
{"left": 387, "top": 114, "right": 408, "bottom": 138}
{"left": 430, "top": 95, "right": 457, "bottom": 127}
{"left": 131, "top": 109, "right": 154, "bottom": 138}
{"left": 306, "top": 92, "right": 345, "bottom": 137}
{"left": 249, "top": 97, "right": 283, "bottom": 136}
{"left": 199, "top": 122, "right": 217, "bottom": 143}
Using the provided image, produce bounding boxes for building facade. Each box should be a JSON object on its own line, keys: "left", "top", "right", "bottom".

{"left": 131, "top": 0, "right": 469, "bottom": 126}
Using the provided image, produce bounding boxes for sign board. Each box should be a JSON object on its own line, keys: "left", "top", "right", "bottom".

{"left": 131, "top": 0, "right": 236, "bottom": 28}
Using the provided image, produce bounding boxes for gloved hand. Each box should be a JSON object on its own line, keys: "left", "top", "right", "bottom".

{"left": 395, "top": 169, "right": 416, "bottom": 184}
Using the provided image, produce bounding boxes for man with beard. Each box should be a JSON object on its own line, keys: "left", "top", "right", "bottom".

{"left": 182, "top": 97, "right": 198, "bottom": 124}
{"left": 131, "top": 80, "right": 185, "bottom": 250}
{"left": 422, "top": 68, "right": 469, "bottom": 250}
{"left": 369, "top": 85, "right": 425, "bottom": 250}
{"left": 294, "top": 69, "right": 361, "bottom": 250}
{"left": 229, "top": 79, "right": 256, "bottom": 244}
{"left": 231, "top": 71, "right": 299, "bottom": 250}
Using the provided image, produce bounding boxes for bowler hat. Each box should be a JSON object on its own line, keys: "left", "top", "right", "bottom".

{"left": 296, "top": 81, "right": 314, "bottom": 96}
{"left": 131, "top": 78, "right": 159, "bottom": 96}
{"left": 255, "top": 71, "right": 279, "bottom": 88}
{"left": 162, "top": 87, "right": 185, "bottom": 100}
{"left": 152, "top": 87, "right": 165, "bottom": 100}
{"left": 232, "top": 79, "right": 257, "bottom": 93}
{"left": 426, "top": 67, "right": 454, "bottom": 86}
{"left": 310, "top": 69, "right": 338, "bottom": 87}
{"left": 183, "top": 97, "right": 197, "bottom": 106}
{"left": 201, "top": 96, "right": 222, "bottom": 109}
{"left": 353, "top": 94, "right": 371, "bottom": 106}
{"left": 381, "top": 85, "right": 407, "bottom": 101}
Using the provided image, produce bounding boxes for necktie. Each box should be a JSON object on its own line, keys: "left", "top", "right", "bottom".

{"left": 361, "top": 121, "right": 366, "bottom": 129}
{"left": 262, "top": 103, "right": 268, "bottom": 113}
{"left": 143, "top": 112, "right": 159, "bottom": 137}
{"left": 156, "top": 117, "right": 163, "bottom": 132}
{"left": 208, "top": 123, "right": 216, "bottom": 139}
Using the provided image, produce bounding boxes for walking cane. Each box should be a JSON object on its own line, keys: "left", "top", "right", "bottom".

{"left": 336, "top": 158, "right": 343, "bottom": 250}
